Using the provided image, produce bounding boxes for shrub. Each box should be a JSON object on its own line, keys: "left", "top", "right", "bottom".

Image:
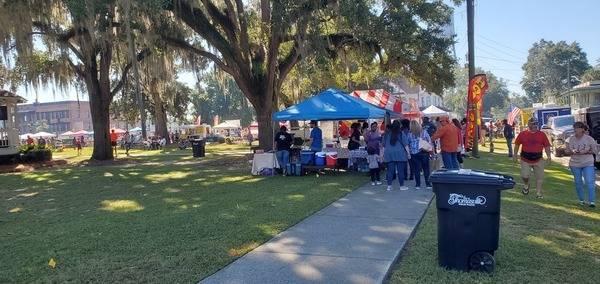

{"left": 217, "top": 136, "right": 226, "bottom": 144}
{"left": 23, "top": 149, "right": 53, "bottom": 162}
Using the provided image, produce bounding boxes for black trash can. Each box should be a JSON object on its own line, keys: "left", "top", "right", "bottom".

{"left": 191, "top": 139, "right": 206, "bottom": 157}
{"left": 429, "top": 169, "right": 515, "bottom": 273}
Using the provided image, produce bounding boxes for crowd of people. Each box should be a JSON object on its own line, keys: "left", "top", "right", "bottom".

{"left": 270, "top": 115, "right": 595, "bottom": 208}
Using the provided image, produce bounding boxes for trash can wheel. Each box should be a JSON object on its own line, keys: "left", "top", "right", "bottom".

{"left": 469, "top": 251, "right": 495, "bottom": 273}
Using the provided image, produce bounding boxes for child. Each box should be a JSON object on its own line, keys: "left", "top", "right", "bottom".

{"left": 366, "top": 146, "right": 382, "bottom": 185}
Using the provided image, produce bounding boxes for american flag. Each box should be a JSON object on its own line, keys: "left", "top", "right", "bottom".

{"left": 508, "top": 103, "right": 521, "bottom": 125}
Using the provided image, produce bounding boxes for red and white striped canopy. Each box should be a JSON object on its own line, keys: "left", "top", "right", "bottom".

{"left": 351, "top": 89, "right": 402, "bottom": 113}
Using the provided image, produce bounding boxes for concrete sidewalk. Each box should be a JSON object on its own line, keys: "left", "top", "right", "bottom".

{"left": 200, "top": 179, "right": 434, "bottom": 284}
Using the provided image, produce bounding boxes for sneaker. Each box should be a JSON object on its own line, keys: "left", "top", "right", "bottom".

{"left": 591, "top": 203, "right": 596, "bottom": 208}
{"left": 580, "top": 201, "right": 585, "bottom": 205}
{"left": 376, "top": 181, "right": 382, "bottom": 185}
{"left": 399, "top": 186, "right": 409, "bottom": 191}
{"left": 371, "top": 182, "right": 376, "bottom": 186}
{"left": 415, "top": 186, "right": 420, "bottom": 190}
{"left": 426, "top": 186, "right": 433, "bottom": 190}
{"left": 386, "top": 185, "right": 393, "bottom": 191}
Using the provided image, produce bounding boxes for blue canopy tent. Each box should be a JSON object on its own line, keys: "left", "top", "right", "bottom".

{"left": 274, "top": 88, "right": 402, "bottom": 121}
{"left": 259, "top": 88, "right": 401, "bottom": 176}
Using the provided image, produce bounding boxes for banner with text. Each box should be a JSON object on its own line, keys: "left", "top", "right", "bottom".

{"left": 465, "top": 74, "right": 488, "bottom": 148}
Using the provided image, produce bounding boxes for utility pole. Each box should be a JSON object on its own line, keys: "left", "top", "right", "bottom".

{"left": 567, "top": 59, "right": 571, "bottom": 106}
{"left": 467, "top": 0, "right": 479, "bottom": 158}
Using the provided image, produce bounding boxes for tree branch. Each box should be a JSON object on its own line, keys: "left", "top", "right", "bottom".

{"left": 110, "top": 47, "right": 153, "bottom": 97}
{"left": 161, "top": 35, "right": 233, "bottom": 74}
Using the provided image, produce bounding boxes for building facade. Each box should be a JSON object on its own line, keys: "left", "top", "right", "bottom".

{"left": 17, "top": 101, "right": 119, "bottom": 135}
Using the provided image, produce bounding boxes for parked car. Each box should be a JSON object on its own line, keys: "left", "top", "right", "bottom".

{"left": 541, "top": 114, "right": 575, "bottom": 157}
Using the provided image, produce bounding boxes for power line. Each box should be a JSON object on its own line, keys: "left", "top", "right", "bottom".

{"left": 475, "top": 47, "right": 524, "bottom": 66}
{"left": 476, "top": 40, "right": 525, "bottom": 61}
{"left": 475, "top": 33, "right": 528, "bottom": 55}
{"left": 476, "top": 55, "right": 523, "bottom": 64}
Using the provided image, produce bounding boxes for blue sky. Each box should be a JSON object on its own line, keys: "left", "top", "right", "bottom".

{"left": 450, "top": 0, "right": 600, "bottom": 97}
{"left": 22, "top": 0, "right": 600, "bottom": 103}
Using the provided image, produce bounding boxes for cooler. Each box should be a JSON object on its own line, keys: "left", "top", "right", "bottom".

{"left": 315, "top": 152, "right": 326, "bottom": 166}
{"left": 301, "top": 150, "right": 315, "bottom": 165}
{"left": 326, "top": 152, "right": 338, "bottom": 166}
{"left": 286, "top": 163, "right": 302, "bottom": 176}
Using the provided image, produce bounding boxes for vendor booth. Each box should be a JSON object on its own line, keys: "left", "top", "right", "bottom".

{"left": 422, "top": 105, "right": 450, "bottom": 117}
{"left": 268, "top": 88, "right": 402, "bottom": 175}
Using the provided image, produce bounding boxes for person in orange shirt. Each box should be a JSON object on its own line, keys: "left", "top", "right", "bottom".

{"left": 110, "top": 129, "right": 118, "bottom": 158}
{"left": 430, "top": 116, "right": 459, "bottom": 169}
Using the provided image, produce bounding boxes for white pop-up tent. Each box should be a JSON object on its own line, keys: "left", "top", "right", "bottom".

{"left": 213, "top": 122, "right": 239, "bottom": 129}
{"left": 422, "top": 105, "right": 449, "bottom": 117}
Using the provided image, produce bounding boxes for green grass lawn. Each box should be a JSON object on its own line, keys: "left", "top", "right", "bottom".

{"left": 389, "top": 138, "right": 600, "bottom": 283}
{"left": 1, "top": 143, "right": 367, "bottom": 283}
{"left": 3, "top": 141, "right": 599, "bottom": 283}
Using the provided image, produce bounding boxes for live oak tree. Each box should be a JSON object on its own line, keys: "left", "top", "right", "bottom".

{"left": 521, "top": 40, "right": 591, "bottom": 103}
{"left": 144, "top": 0, "right": 457, "bottom": 149}
{"left": 0, "top": 0, "right": 153, "bottom": 160}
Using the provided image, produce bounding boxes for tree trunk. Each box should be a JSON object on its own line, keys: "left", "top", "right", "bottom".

{"left": 152, "top": 94, "right": 170, "bottom": 143}
{"left": 256, "top": 108, "right": 274, "bottom": 150}
{"left": 89, "top": 83, "right": 114, "bottom": 160}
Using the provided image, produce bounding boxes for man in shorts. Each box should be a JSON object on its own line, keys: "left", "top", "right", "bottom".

{"left": 110, "top": 129, "right": 118, "bottom": 158}
{"left": 513, "top": 117, "right": 552, "bottom": 198}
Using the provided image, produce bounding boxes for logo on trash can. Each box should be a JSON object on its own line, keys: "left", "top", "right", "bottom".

{"left": 448, "top": 193, "right": 486, "bottom": 206}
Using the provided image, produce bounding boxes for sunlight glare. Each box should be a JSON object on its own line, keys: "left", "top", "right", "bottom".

{"left": 100, "top": 200, "right": 144, "bottom": 212}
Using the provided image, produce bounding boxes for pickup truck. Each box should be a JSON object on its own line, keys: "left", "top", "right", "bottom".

{"left": 541, "top": 115, "right": 575, "bottom": 157}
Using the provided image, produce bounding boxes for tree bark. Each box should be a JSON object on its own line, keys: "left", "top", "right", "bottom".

{"left": 151, "top": 92, "right": 170, "bottom": 142}
{"left": 88, "top": 81, "right": 114, "bottom": 160}
{"left": 255, "top": 104, "right": 275, "bottom": 150}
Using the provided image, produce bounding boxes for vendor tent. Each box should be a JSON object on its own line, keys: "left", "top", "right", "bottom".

{"left": 351, "top": 89, "right": 402, "bottom": 113}
{"left": 274, "top": 88, "right": 401, "bottom": 121}
{"left": 72, "top": 130, "right": 89, "bottom": 137}
{"left": 422, "top": 105, "right": 449, "bottom": 117}
{"left": 213, "top": 122, "right": 239, "bottom": 129}
{"left": 19, "top": 133, "right": 34, "bottom": 140}
{"left": 129, "top": 127, "right": 142, "bottom": 132}
{"left": 111, "top": 128, "right": 127, "bottom": 134}
{"left": 32, "top": 131, "right": 56, "bottom": 138}
{"left": 59, "top": 131, "right": 75, "bottom": 136}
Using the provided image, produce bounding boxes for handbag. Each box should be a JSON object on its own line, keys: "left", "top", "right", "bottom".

{"left": 429, "top": 153, "right": 442, "bottom": 171}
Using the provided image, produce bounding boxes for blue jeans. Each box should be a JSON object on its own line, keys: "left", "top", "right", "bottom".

{"left": 441, "top": 151, "right": 459, "bottom": 169}
{"left": 569, "top": 165, "right": 595, "bottom": 203}
{"left": 506, "top": 138, "right": 513, "bottom": 157}
{"left": 409, "top": 152, "right": 432, "bottom": 187}
{"left": 276, "top": 150, "right": 290, "bottom": 170}
{"left": 386, "top": 161, "right": 407, "bottom": 186}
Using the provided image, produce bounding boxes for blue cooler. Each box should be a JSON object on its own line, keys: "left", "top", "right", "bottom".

{"left": 301, "top": 150, "right": 315, "bottom": 165}
{"left": 286, "top": 163, "right": 302, "bottom": 176}
{"left": 315, "top": 152, "right": 326, "bottom": 166}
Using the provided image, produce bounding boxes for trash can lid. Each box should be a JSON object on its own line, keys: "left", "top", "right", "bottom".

{"left": 430, "top": 169, "right": 515, "bottom": 189}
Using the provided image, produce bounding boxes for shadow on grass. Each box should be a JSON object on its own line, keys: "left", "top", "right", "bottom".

{"left": 0, "top": 159, "right": 366, "bottom": 283}
{"left": 389, "top": 148, "right": 600, "bottom": 283}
